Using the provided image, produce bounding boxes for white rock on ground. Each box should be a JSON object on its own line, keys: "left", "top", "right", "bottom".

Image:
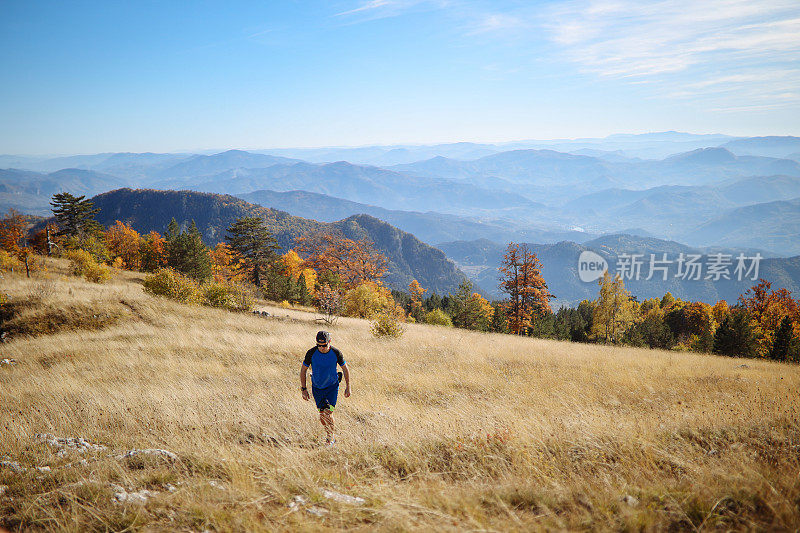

{"left": 118, "top": 448, "right": 178, "bottom": 461}
{"left": 321, "top": 489, "right": 366, "bottom": 505}
{"left": 288, "top": 495, "right": 330, "bottom": 516}
{"left": 0, "top": 485, "right": 8, "bottom": 496}
{"left": 0, "top": 358, "right": 16, "bottom": 366}
{"left": 36, "top": 433, "right": 108, "bottom": 453}
{"left": 622, "top": 495, "right": 640, "bottom": 507}
{"left": 111, "top": 484, "right": 159, "bottom": 504}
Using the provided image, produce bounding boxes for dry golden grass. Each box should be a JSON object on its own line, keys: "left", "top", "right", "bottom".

{"left": 1, "top": 259, "right": 799, "bottom": 531}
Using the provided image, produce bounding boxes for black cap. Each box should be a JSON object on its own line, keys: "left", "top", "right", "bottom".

{"left": 316, "top": 331, "right": 331, "bottom": 344}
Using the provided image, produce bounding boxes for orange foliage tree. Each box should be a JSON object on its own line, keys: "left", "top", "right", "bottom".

{"left": 104, "top": 220, "right": 142, "bottom": 270}
{"left": 296, "top": 231, "right": 387, "bottom": 290}
{"left": 210, "top": 242, "right": 246, "bottom": 282}
{"left": 139, "top": 231, "right": 168, "bottom": 272}
{"left": 738, "top": 279, "right": 800, "bottom": 356}
{"left": 499, "top": 242, "right": 553, "bottom": 335}
{"left": 0, "top": 209, "right": 34, "bottom": 277}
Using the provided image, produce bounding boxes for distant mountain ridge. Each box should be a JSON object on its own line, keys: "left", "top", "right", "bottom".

{"left": 238, "top": 189, "right": 592, "bottom": 246}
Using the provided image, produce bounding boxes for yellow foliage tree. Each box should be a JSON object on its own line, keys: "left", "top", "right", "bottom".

{"left": 591, "top": 270, "right": 637, "bottom": 343}
{"left": 282, "top": 249, "right": 317, "bottom": 295}
{"left": 408, "top": 279, "right": 426, "bottom": 321}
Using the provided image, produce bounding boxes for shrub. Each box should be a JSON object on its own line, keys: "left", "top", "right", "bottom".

{"left": 0, "top": 250, "right": 22, "bottom": 273}
{"left": 143, "top": 268, "right": 201, "bottom": 304}
{"left": 371, "top": 310, "right": 405, "bottom": 338}
{"left": 202, "top": 281, "right": 254, "bottom": 312}
{"left": 424, "top": 308, "right": 453, "bottom": 327}
{"left": 65, "top": 249, "right": 111, "bottom": 284}
{"left": 279, "top": 300, "right": 292, "bottom": 309}
{"left": 65, "top": 249, "right": 94, "bottom": 276}
{"left": 342, "top": 281, "right": 395, "bottom": 318}
{"left": 83, "top": 262, "right": 111, "bottom": 284}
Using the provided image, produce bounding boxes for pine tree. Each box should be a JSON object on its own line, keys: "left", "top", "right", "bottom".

{"left": 297, "top": 272, "right": 312, "bottom": 306}
{"left": 50, "top": 192, "right": 101, "bottom": 238}
{"left": 713, "top": 308, "right": 762, "bottom": 358}
{"left": 770, "top": 315, "right": 794, "bottom": 361}
{"left": 165, "top": 219, "right": 211, "bottom": 280}
{"left": 184, "top": 221, "right": 212, "bottom": 280}
{"left": 226, "top": 217, "right": 280, "bottom": 287}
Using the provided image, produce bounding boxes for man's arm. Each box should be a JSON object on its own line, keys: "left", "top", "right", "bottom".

{"left": 342, "top": 363, "right": 351, "bottom": 398}
{"left": 300, "top": 364, "right": 310, "bottom": 401}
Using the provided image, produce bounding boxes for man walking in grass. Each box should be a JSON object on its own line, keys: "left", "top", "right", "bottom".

{"left": 300, "top": 331, "right": 350, "bottom": 445}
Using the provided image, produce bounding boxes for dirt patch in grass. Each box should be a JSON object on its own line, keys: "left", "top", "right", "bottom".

{"left": 0, "top": 298, "right": 131, "bottom": 340}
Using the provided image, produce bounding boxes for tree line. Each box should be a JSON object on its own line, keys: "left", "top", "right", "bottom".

{"left": 1, "top": 193, "right": 798, "bottom": 360}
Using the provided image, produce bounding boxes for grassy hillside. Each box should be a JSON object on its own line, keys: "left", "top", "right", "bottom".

{"left": 1, "top": 263, "right": 799, "bottom": 531}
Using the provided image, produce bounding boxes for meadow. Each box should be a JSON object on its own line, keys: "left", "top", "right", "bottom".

{"left": 1, "top": 259, "right": 798, "bottom": 531}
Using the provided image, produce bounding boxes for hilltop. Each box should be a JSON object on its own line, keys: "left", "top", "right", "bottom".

{"left": 1, "top": 261, "right": 798, "bottom": 530}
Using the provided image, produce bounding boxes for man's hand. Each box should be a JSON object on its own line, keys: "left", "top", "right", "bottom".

{"left": 344, "top": 386, "right": 351, "bottom": 398}
{"left": 302, "top": 389, "right": 310, "bottom": 401}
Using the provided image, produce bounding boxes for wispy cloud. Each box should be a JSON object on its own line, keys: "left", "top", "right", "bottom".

{"left": 542, "top": 0, "right": 800, "bottom": 107}
{"left": 334, "top": 0, "right": 450, "bottom": 21}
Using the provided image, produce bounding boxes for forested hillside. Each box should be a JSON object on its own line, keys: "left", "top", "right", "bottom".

{"left": 83, "top": 188, "right": 465, "bottom": 293}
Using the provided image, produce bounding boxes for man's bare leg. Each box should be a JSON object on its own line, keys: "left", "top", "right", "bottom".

{"left": 319, "top": 409, "right": 335, "bottom": 443}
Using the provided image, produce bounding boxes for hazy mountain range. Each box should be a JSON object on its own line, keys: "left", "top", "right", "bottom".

{"left": 5, "top": 131, "right": 800, "bottom": 304}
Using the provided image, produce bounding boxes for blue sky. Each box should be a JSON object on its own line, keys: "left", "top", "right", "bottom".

{"left": 1, "top": 0, "right": 799, "bottom": 154}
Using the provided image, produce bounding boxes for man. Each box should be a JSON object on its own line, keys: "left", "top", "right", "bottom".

{"left": 300, "top": 331, "right": 350, "bottom": 445}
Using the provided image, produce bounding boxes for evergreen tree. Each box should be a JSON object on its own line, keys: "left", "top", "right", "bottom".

{"left": 226, "top": 217, "right": 279, "bottom": 287}
{"left": 424, "top": 292, "right": 442, "bottom": 312}
{"left": 713, "top": 308, "right": 762, "bottom": 358}
{"left": 165, "top": 219, "right": 211, "bottom": 280}
{"left": 489, "top": 303, "right": 509, "bottom": 333}
{"left": 184, "top": 221, "right": 212, "bottom": 280}
{"left": 297, "top": 272, "right": 312, "bottom": 306}
{"left": 50, "top": 192, "right": 101, "bottom": 238}
{"left": 770, "top": 315, "right": 794, "bottom": 362}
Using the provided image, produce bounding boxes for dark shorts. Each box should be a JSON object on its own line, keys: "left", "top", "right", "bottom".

{"left": 311, "top": 383, "right": 339, "bottom": 411}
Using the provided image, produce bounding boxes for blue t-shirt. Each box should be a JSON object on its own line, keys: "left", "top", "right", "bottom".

{"left": 302, "top": 346, "right": 345, "bottom": 389}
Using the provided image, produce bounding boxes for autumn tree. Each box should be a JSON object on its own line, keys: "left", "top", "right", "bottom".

{"left": 738, "top": 279, "right": 799, "bottom": 357}
{"left": 207, "top": 242, "right": 241, "bottom": 282}
{"left": 50, "top": 192, "right": 101, "bottom": 238}
{"left": 0, "top": 209, "right": 33, "bottom": 277}
{"left": 281, "top": 249, "right": 317, "bottom": 296}
{"left": 225, "top": 217, "right": 280, "bottom": 287}
{"left": 408, "top": 279, "right": 427, "bottom": 322}
{"left": 139, "top": 231, "right": 168, "bottom": 272}
{"left": 104, "top": 220, "right": 142, "bottom": 270}
{"left": 499, "top": 242, "right": 553, "bottom": 335}
{"left": 591, "top": 270, "right": 636, "bottom": 343}
{"left": 297, "top": 231, "right": 387, "bottom": 290}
